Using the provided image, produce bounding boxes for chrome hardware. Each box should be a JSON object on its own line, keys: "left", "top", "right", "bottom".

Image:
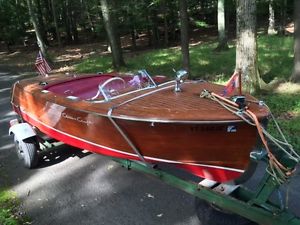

{"left": 174, "top": 69, "right": 188, "bottom": 92}
{"left": 98, "top": 77, "right": 126, "bottom": 102}
{"left": 138, "top": 69, "right": 158, "bottom": 88}
{"left": 39, "top": 81, "right": 48, "bottom": 86}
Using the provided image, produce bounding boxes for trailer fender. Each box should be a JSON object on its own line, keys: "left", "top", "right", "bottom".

{"left": 9, "top": 123, "right": 37, "bottom": 142}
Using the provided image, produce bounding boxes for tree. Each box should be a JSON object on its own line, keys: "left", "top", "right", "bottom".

{"left": 216, "top": 0, "right": 228, "bottom": 50}
{"left": 179, "top": 0, "right": 190, "bottom": 73}
{"left": 62, "top": 0, "right": 79, "bottom": 43}
{"left": 51, "top": 0, "right": 62, "bottom": 46}
{"left": 35, "top": 0, "right": 48, "bottom": 45}
{"left": 268, "top": 0, "right": 276, "bottom": 35}
{"left": 100, "top": 0, "right": 125, "bottom": 69}
{"left": 236, "top": 0, "right": 261, "bottom": 92}
{"left": 162, "top": 0, "right": 169, "bottom": 47}
{"left": 0, "top": 0, "right": 28, "bottom": 51}
{"left": 26, "top": 0, "right": 48, "bottom": 58}
{"left": 278, "top": 0, "right": 287, "bottom": 35}
{"left": 291, "top": 0, "right": 300, "bottom": 83}
{"left": 150, "top": 6, "right": 160, "bottom": 48}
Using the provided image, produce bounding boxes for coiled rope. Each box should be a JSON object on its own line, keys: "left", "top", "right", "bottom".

{"left": 200, "top": 89, "right": 299, "bottom": 184}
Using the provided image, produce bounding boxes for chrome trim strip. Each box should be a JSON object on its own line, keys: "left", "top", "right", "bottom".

{"left": 112, "top": 84, "right": 174, "bottom": 109}
{"left": 11, "top": 101, "right": 244, "bottom": 125}
{"left": 90, "top": 80, "right": 175, "bottom": 103}
{"left": 106, "top": 116, "right": 243, "bottom": 124}
{"left": 17, "top": 80, "right": 247, "bottom": 124}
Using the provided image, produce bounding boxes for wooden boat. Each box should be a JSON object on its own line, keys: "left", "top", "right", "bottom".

{"left": 10, "top": 70, "right": 269, "bottom": 182}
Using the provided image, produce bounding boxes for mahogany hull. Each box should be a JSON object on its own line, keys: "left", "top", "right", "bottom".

{"left": 11, "top": 73, "right": 269, "bottom": 182}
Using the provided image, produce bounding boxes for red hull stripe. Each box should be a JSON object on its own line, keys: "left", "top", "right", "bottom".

{"left": 16, "top": 106, "right": 243, "bottom": 182}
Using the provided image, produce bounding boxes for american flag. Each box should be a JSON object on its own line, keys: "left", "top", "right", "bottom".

{"left": 35, "top": 51, "right": 51, "bottom": 76}
{"left": 222, "top": 71, "right": 240, "bottom": 96}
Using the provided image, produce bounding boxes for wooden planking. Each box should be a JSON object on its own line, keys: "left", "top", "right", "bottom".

{"left": 112, "top": 82, "right": 269, "bottom": 121}
{"left": 16, "top": 74, "right": 269, "bottom": 123}
{"left": 11, "top": 73, "right": 266, "bottom": 178}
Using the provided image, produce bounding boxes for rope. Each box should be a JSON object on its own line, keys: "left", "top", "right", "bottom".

{"left": 200, "top": 89, "right": 299, "bottom": 184}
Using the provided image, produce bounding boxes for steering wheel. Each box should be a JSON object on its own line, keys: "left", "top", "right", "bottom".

{"left": 99, "top": 77, "right": 126, "bottom": 101}
{"left": 99, "top": 77, "right": 125, "bottom": 90}
{"left": 90, "top": 77, "right": 126, "bottom": 101}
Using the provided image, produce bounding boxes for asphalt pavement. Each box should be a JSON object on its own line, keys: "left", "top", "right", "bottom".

{"left": 0, "top": 70, "right": 300, "bottom": 225}
{"left": 0, "top": 70, "right": 200, "bottom": 225}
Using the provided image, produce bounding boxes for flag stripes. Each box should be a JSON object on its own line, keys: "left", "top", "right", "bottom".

{"left": 35, "top": 51, "right": 51, "bottom": 76}
{"left": 222, "top": 71, "right": 240, "bottom": 96}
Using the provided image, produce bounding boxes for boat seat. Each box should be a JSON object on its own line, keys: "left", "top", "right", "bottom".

{"left": 44, "top": 74, "right": 168, "bottom": 100}
{"left": 45, "top": 75, "right": 118, "bottom": 100}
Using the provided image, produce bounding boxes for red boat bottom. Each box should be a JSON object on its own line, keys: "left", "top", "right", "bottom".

{"left": 175, "top": 164, "right": 242, "bottom": 183}
{"left": 18, "top": 107, "right": 243, "bottom": 183}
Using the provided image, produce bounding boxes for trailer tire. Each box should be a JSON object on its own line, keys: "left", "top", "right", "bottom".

{"left": 14, "top": 135, "right": 39, "bottom": 169}
{"left": 195, "top": 198, "right": 257, "bottom": 225}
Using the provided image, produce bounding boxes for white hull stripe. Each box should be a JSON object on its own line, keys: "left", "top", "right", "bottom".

{"left": 20, "top": 108, "right": 244, "bottom": 173}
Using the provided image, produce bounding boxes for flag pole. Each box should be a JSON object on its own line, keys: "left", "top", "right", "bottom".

{"left": 237, "top": 68, "right": 242, "bottom": 95}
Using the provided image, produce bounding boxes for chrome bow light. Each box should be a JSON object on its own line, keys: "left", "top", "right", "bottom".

{"left": 174, "top": 69, "right": 188, "bottom": 92}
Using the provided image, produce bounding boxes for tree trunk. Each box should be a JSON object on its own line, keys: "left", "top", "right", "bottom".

{"left": 150, "top": 8, "right": 160, "bottom": 48}
{"left": 216, "top": 0, "right": 228, "bottom": 50}
{"left": 70, "top": 10, "right": 79, "bottom": 42}
{"left": 63, "top": 0, "right": 72, "bottom": 43}
{"left": 16, "top": 0, "right": 27, "bottom": 32}
{"left": 146, "top": 8, "right": 152, "bottom": 47}
{"left": 100, "top": 0, "right": 125, "bottom": 69}
{"left": 163, "top": 0, "right": 169, "bottom": 47}
{"left": 43, "top": 0, "right": 52, "bottom": 22}
{"left": 26, "top": 0, "right": 48, "bottom": 59}
{"left": 83, "top": 0, "right": 96, "bottom": 33}
{"left": 130, "top": 27, "right": 137, "bottom": 50}
{"left": 147, "top": 24, "right": 152, "bottom": 47}
{"left": 291, "top": 0, "right": 300, "bottom": 83}
{"left": 179, "top": 0, "right": 190, "bottom": 73}
{"left": 51, "top": 0, "right": 62, "bottom": 46}
{"left": 169, "top": 3, "right": 177, "bottom": 42}
{"left": 35, "top": 0, "right": 48, "bottom": 45}
{"left": 278, "top": 0, "right": 287, "bottom": 35}
{"left": 268, "top": 0, "right": 276, "bottom": 35}
{"left": 236, "top": 0, "right": 261, "bottom": 92}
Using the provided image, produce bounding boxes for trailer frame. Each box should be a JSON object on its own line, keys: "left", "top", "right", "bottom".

{"left": 111, "top": 155, "right": 300, "bottom": 225}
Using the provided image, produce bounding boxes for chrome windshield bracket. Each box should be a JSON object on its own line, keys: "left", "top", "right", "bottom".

{"left": 174, "top": 69, "right": 188, "bottom": 92}
{"left": 138, "top": 69, "right": 158, "bottom": 88}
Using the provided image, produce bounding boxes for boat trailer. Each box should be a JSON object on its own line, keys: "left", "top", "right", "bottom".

{"left": 110, "top": 152, "right": 300, "bottom": 225}
{"left": 9, "top": 122, "right": 300, "bottom": 225}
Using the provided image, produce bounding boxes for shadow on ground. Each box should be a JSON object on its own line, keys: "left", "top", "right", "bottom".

{"left": 37, "top": 145, "right": 92, "bottom": 168}
{"left": 0, "top": 70, "right": 200, "bottom": 225}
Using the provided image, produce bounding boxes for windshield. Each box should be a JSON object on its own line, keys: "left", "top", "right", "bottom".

{"left": 97, "top": 70, "right": 164, "bottom": 102}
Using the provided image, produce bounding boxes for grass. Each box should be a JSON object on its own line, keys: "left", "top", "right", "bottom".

{"left": 258, "top": 35, "right": 294, "bottom": 82}
{"left": 0, "top": 188, "right": 29, "bottom": 225}
{"left": 75, "top": 35, "right": 300, "bottom": 151}
{"left": 76, "top": 35, "right": 294, "bottom": 81}
{"left": 75, "top": 42, "right": 236, "bottom": 80}
{"left": 0, "top": 171, "right": 29, "bottom": 225}
{"left": 260, "top": 93, "right": 300, "bottom": 150}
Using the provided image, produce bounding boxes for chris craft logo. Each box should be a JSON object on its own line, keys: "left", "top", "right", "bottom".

{"left": 62, "top": 113, "right": 93, "bottom": 125}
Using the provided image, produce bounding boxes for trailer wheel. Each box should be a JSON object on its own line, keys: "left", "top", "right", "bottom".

{"left": 195, "top": 198, "right": 257, "bottom": 225}
{"left": 14, "top": 136, "right": 39, "bottom": 169}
